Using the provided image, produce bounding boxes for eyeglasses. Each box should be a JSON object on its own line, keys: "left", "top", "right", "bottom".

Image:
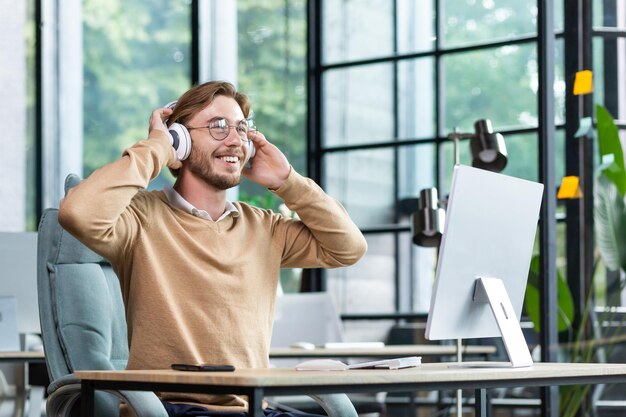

{"left": 187, "top": 117, "right": 256, "bottom": 142}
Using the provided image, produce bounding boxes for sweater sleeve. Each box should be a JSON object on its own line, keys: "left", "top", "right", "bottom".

{"left": 58, "top": 131, "right": 176, "bottom": 263}
{"left": 271, "top": 168, "right": 368, "bottom": 268}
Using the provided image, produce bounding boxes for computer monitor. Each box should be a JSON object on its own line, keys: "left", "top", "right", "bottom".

{"left": 425, "top": 165, "right": 543, "bottom": 368}
{"left": 271, "top": 292, "right": 344, "bottom": 348}
{"left": 0, "top": 232, "right": 40, "bottom": 335}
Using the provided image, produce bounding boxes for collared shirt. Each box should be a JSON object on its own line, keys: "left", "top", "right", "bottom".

{"left": 163, "top": 186, "right": 240, "bottom": 222}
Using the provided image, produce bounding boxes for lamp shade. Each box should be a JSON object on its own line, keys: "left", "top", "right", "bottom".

{"left": 470, "top": 119, "right": 508, "bottom": 172}
{"left": 411, "top": 188, "right": 445, "bottom": 247}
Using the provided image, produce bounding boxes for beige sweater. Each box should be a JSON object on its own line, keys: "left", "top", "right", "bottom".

{"left": 58, "top": 131, "right": 367, "bottom": 411}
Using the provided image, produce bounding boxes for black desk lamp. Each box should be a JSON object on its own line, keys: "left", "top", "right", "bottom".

{"left": 449, "top": 119, "right": 508, "bottom": 173}
{"left": 411, "top": 119, "right": 507, "bottom": 247}
{"left": 411, "top": 188, "right": 445, "bottom": 247}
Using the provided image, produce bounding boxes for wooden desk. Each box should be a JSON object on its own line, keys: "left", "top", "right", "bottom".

{"left": 269, "top": 344, "right": 496, "bottom": 359}
{"left": 0, "top": 351, "right": 46, "bottom": 417}
{"left": 76, "top": 362, "right": 626, "bottom": 417}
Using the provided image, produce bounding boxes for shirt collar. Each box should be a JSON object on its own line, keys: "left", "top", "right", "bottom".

{"left": 163, "top": 186, "right": 239, "bottom": 222}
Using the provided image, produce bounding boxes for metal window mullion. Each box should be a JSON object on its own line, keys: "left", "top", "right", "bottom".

{"left": 564, "top": 0, "right": 594, "bottom": 334}
{"left": 602, "top": 0, "right": 619, "bottom": 116}
{"left": 538, "top": 0, "right": 559, "bottom": 415}
{"left": 307, "top": 0, "right": 324, "bottom": 291}
{"left": 435, "top": 0, "right": 443, "bottom": 191}
{"left": 35, "top": 0, "right": 43, "bottom": 223}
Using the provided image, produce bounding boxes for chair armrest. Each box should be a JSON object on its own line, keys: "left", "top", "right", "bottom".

{"left": 47, "top": 375, "right": 167, "bottom": 417}
{"left": 309, "top": 394, "right": 358, "bottom": 417}
{"left": 117, "top": 390, "right": 169, "bottom": 417}
{"left": 47, "top": 374, "right": 80, "bottom": 395}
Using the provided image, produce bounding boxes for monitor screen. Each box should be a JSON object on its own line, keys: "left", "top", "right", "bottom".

{"left": 0, "top": 232, "right": 40, "bottom": 335}
{"left": 425, "top": 165, "right": 543, "bottom": 345}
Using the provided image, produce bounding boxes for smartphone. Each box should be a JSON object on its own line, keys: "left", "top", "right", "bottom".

{"left": 171, "top": 364, "right": 236, "bottom": 372}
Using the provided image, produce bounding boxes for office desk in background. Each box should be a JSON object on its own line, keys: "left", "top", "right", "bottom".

{"left": 0, "top": 351, "right": 46, "bottom": 417}
{"left": 269, "top": 344, "right": 496, "bottom": 359}
{"left": 76, "top": 362, "right": 626, "bottom": 417}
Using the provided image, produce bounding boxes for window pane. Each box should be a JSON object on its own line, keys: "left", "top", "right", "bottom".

{"left": 0, "top": 0, "right": 36, "bottom": 231}
{"left": 327, "top": 233, "right": 396, "bottom": 315}
{"left": 323, "top": 64, "right": 394, "bottom": 146}
{"left": 397, "top": 0, "right": 436, "bottom": 54}
{"left": 555, "top": 38, "right": 565, "bottom": 125}
{"left": 442, "top": 43, "right": 538, "bottom": 132}
{"left": 398, "top": 232, "right": 438, "bottom": 313}
{"left": 323, "top": 0, "right": 393, "bottom": 64}
{"left": 398, "top": 58, "right": 436, "bottom": 139}
{"left": 593, "top": 36, "right": 626, "bottom": 121}
{"left": 554, "top": 0, "right": 564, "bottom": 32}
{"left": 83, "top": 0, "right": 191, "bottom": 178}
{"left": 398, "top": 143, "right": 437, "bottom": 224}
{"left": 594, "top": 0, "right": 626, "bottom": 28}
{"left": 324, "top": 149, "right": 395, "bottom": 228}
{"left": 238, "top": 1, "right": 307, "bottom": 197}
{"left": 442, "top": 0, "right": 537, "bottom": 47}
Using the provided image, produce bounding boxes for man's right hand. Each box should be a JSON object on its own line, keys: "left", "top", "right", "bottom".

{"left": 149, "top": 107, "right": 181, "bottom": 168}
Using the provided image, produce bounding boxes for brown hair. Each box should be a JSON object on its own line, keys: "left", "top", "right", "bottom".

{"left": 168, "top": 81, "right": 251, "bottom": 127}
{"left": 168, "top": 81, "right": 251, "bottom": 177}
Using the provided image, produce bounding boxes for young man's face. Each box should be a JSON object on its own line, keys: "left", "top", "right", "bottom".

{"left": 184, "top": 95, "right": 252, "bottom": 190}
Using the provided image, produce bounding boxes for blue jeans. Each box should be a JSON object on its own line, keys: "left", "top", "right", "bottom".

{"left": 161, "top": 401, "right": 325, "bottom": 417}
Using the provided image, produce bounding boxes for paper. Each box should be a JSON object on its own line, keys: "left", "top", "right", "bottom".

{"left": 295, "top": 356, "right": 421, "bottom": 371}
{"left": 573, "top": 70, "right": 593, "bottom": 95}
{"left": 575, "top": 117, "right": 593, "bottom": 138}
{"left": 323, "top": 342, "right": 385, "bottom": 349}
{"left": 557, "top": 176, "right": 583, "bottom": 199}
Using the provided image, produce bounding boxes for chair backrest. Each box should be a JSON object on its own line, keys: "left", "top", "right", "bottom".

{"left": 37, "top": 208, "right": 129, "bottom": 383}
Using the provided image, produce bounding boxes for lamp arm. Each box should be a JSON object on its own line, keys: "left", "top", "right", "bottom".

{"left": 447, "top": 130, "right": 474, "bottom": 166}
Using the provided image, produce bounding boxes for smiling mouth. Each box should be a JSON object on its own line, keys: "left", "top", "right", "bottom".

{"left": 218, "top": 155, "right": 240, "bottom": 164}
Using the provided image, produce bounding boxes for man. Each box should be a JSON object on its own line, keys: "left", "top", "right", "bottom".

{"left": 59, "top": 81, "right": 367, "bottom": 416}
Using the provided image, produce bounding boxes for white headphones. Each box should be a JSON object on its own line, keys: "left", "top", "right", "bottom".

{"left": 163, "top": 101, "right": 256, "bottom": 162}
{"left": 164, "top": 101, "right": 192, "bottom": 161}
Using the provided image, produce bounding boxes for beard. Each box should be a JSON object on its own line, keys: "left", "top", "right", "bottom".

{"left": 187, "top": 147, "right": 243, "bottom": 190}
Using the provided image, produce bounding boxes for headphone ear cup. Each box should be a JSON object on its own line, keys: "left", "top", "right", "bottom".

{"left": 168, "top": 123, "right": 192, "bottom": 161}
{"left": 247, "top": 141, "right": 256, "bottom": 161}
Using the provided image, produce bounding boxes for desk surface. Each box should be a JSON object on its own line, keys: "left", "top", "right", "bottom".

{"left": 77, "top": 362, "right": 626, "bottom": 417}
{"left": 0, "top": 351, "right": 45, "bottom": 362}
{"left": 269, "top": 344, "right": 496, "bottom": 358}
{"left": 75, "top": 362, "right": 626, "bottom": 390}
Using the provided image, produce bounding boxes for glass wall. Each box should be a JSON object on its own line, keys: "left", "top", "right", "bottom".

{"left": 0, "top": 0, "right": 36, "bottom": 231}
{"left": 11, "top": 0, "right": 308, "bottom": 287}
{"left": 592, "top": 0, "right": 626, "bottom": 307}
{"left": 82, "top": 0, "right": 191, "bottom": 185}
{"left": 237, "top": 1, "right": 307, "bottom": 211}
{"left": 13, "top": 1, "right": 306, "bottom": 232}
{"left": 314, "top": 1, "right": 566, "bottom": 328}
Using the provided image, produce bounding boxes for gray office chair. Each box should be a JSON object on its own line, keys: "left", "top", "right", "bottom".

{"left": 37, "top": 174, "right": 356, "bottom": 417}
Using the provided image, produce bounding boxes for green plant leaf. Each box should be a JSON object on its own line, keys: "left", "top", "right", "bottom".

{"left": 594, "top": 173, "right": 626, "bottom": 271}
{"left": 596, "top": 104, "right": 626, "bottom": 196}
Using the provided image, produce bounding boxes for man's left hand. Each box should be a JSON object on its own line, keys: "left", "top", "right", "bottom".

{"left": 241, "top": 130, "right": 290, "bottom": 190}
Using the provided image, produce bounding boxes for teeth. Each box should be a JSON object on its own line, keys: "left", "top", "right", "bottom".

{"left": 219, "top": 156, "right": 239, "bottom": 163}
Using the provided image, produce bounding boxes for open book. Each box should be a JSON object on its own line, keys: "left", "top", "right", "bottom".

{"left": 295, "top": 356, "right": 421, "bottom": 371}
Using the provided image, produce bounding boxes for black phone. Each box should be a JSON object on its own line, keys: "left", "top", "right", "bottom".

{"left": 171, "top": 363, "right": 235, "bottom": 372}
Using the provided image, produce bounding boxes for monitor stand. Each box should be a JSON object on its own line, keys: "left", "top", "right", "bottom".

{"left": 468, "top": 277, "right": 534, "bottom": 368}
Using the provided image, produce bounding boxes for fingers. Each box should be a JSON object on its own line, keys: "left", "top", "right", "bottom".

{"left": 151, "top": 107, "right": 172, "bottom": 125}
{"left": 247, "top": 128, "right": 268, "bottom": 145}
{"left": 149, "top": 107, "right": 173, "bottom": 134}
